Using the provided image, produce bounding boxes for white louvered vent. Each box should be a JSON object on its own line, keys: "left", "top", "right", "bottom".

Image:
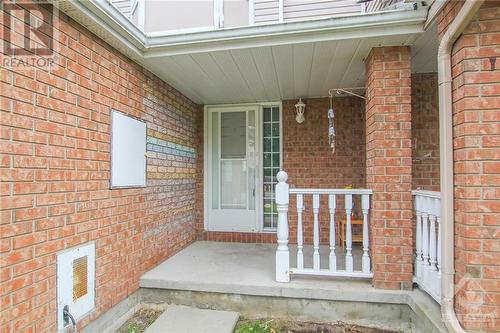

{"left": 57, "top": 243, "right": 95, "bottom": 331}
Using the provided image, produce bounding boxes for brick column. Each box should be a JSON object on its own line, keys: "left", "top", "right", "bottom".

{"left": 365, "top": 46, "right": 413, "bottom": 290}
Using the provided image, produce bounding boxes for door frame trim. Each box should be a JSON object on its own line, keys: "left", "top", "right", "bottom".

{"left": 203, "top": 102, "right": 282, "bottom": 233}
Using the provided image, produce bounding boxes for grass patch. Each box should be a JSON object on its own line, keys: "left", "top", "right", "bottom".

{"left": 234, "top": 318, "right": 399, "bottom": 333}
{"left": 115, "top": 308, "right": 163, "bottom": 333}
{"left": 235, "top": 319, "right": 280, "bottom": 333}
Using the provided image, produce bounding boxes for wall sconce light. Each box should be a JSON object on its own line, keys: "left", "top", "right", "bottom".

{"left": 294, "top": 98, "right": 306, "bottom": 123}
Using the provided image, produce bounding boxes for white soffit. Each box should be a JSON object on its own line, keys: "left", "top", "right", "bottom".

{"left": 146, "top": 32, "right": 434, "bottom": 105}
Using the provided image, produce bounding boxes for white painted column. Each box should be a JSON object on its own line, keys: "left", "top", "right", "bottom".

{"left": 361, "top": 194, "right": 371, "bottom": 274}
{"left": 345, "top": 194, "right": 353, "bottom": 272}
{"left": 328, "top": 195, "right": 336, "bottom": 272}
{"left": 296, "top": 193, "right": 304, "bottom": 270}
{"left": 312, "top": 194, "right": 320, "bottom": 271}
{"left": 275, "top": 171, "right": 290, "bottom": 282}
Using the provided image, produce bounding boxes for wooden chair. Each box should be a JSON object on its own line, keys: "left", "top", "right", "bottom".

{"left": 338, "top": 218, "right": 363, "bottom": 249}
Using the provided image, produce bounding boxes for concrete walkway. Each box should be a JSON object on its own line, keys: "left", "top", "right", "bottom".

{"left": 145, "top": 305, "right": 239, "bottom": 333}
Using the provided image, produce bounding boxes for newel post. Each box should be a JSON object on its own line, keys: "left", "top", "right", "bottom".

{"left": 275, "top": 170, "right": 290, "bottom": 282}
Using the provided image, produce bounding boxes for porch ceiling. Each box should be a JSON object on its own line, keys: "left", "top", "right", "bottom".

{"left": 146, "top": 29, "right": 438, "bottom": 105}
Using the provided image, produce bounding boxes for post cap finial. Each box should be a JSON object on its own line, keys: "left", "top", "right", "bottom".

{"left": 276, "top": 170, "right": 288, "bottom": 183}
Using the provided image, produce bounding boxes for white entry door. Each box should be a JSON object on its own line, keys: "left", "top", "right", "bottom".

{"left": 207, "top": 106, "right": 259, "bottom": 232}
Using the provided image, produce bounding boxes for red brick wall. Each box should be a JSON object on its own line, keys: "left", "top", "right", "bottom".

{"left": 365, "top": 46, "right": 413, "bottom": 290}
{"left": 1, "top": 4, "right": 200, "bottom": 332}
{"left": 411, "top": 73, "right": 440, "bottom": 191}
{"left": 283, "top": 97, "right": 366, "bottom": 244}
{"left": 438, "top": 1, "right": 500, "bottom": 331}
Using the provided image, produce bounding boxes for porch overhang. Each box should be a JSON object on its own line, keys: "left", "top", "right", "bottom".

{"left": 54, "top": 0, "right": 434, "bottom": 104}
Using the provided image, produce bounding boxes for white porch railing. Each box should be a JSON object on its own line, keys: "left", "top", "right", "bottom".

{"left": 412, "top": 190, "right": 442, "bottom": 303}
{"left": 275, "top": 171, "right": 373, "bottom": 282}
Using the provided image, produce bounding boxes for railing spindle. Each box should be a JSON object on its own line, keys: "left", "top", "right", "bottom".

{"left": 422, "top": 210, "right": 429, "bottom": 267}
{"left": 296, "top": 194, "right": 304, "bottom": 270}
{"left": 345, "top": 194, "right": 353, "bottom": 272}
{"left": 361, "top": 194, "right": 370, "bottom": 274}
{"left": 437, "top": 215, "right": 441, "bottom": 272}
{"left": 328, "top": 194, "right": 336, "bottom": 272}
{"left": 429, "top": 212, "right": 437, "bottom": 271}
{"left": 313, "top": 194, "right": 320, "bottom": 270}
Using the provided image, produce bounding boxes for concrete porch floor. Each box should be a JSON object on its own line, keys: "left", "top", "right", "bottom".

{"left": 141, "top": 241, "right": 406, "bottom": 303}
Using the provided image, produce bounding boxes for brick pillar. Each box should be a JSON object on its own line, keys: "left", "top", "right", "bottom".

{"left": 365, "top": 46, "right": 413, "bottom": 290}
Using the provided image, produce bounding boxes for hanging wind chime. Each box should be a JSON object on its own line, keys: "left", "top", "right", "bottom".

{"left": 328, "top": 93, "right": 336, "bottom": 154}
{"left": 326, "top": 87, "right": 366, "bottom": 154}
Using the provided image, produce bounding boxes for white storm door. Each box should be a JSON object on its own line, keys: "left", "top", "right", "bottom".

{"left": 207, "top": 106, "right": 259, "bottom": 232}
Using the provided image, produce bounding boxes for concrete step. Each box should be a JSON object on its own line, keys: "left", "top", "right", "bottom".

{"left": 144, "top": 305, "right": 239, "bottom": 333}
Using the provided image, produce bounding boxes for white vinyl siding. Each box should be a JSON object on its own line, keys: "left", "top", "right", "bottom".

{"left": 365, "top": 0, "right": 400, "bottom": 12}
{"left": 254, "top": 0, "right": 280, "bottom": 24}
{"left": 111, "top": 0, "right": 131, "bottom": 19}
{"left": 254, "top": 0, "right": 362, "bottom": 25}
{"left": 283, "top": 0, "right": 361, "bottom": 21}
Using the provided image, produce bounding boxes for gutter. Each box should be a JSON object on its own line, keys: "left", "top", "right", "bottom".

{"left": 52, "top": 0, "right": 145, "bottom": 60}
{"left": 145, "top": 8, "right": 427, "bottom": 52}
{"left": 438, "top": 1, "right": 484, "bottom": 332}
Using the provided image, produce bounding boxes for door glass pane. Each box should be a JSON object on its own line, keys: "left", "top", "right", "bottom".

{"left": 221, "top": 160, "right": 247, "bottom": 209}
{"left": 272, "top": 123, "right": 280, "bottom": 137}
{"left": 211, "top": 112, "right": 219, "bottom": 209}
{"left": 272, "top": 107, "right": 279, "bottom": 122}
{"left": 263, "top": 123, "right": 271, "bottom": 137}
{"left": 272, "top": 153, "right": 280, "bottom": 167}
{"left": 264, "top": 109, "right": 271, "bottom": 122}
{"left": 272, "top": 138, "right": 279, "bottom": 152}
{"left": 264, "top": 168, "right": 273, "bottom": 183}
{"left": 247, "top": 111, "right": 256, "bottom": 210}
{"left": 264, "top": 139, "right": 271, "bottom": 152}
{"left": 221, "top": 112, "right": 246, "bottom": 158}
